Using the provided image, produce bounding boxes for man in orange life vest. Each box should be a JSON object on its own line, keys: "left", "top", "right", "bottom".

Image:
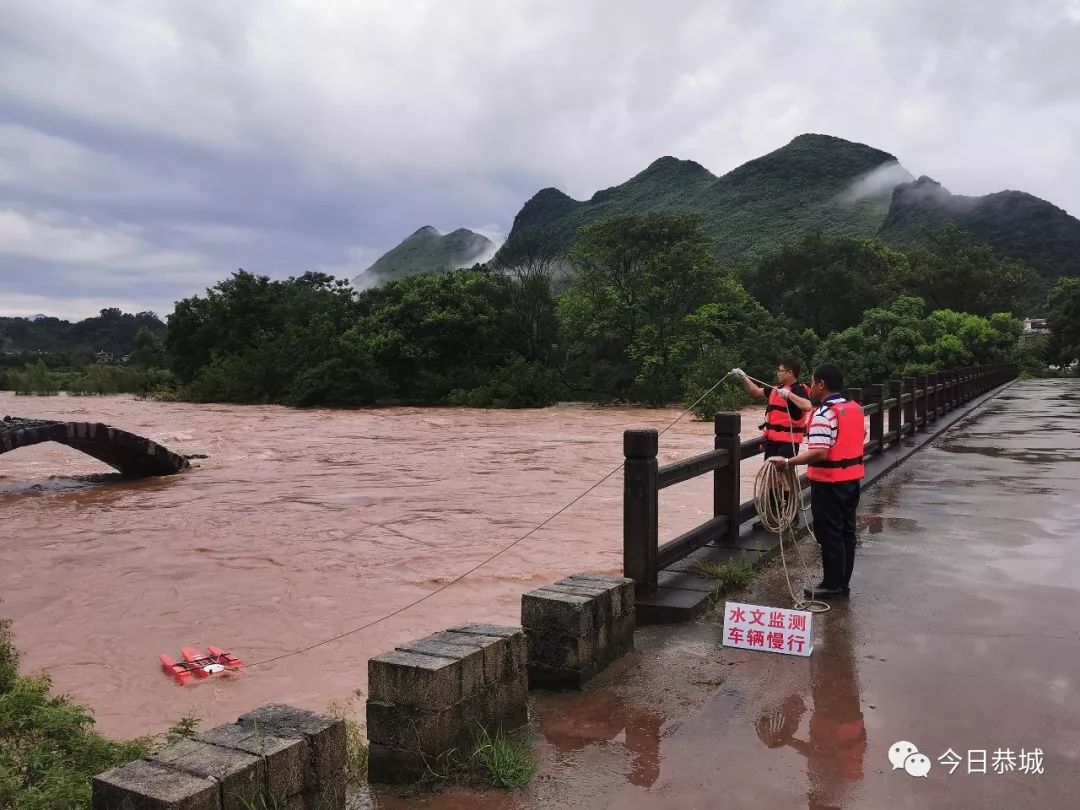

{"left": 768, "top": 362, "right": 865, "bottom": 600}
{"left": 733, "top": 358, "right": 813, "bottom": 462}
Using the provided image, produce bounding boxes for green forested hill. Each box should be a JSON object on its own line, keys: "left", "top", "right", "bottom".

{"left": 879, "top": 176, "right": 1080, "bottom": 282}
{"left": 352, "top": 226, "right": 493, "bottom": 287}
{"left": 502, "top": 133, "right": 912, "bottom": 262}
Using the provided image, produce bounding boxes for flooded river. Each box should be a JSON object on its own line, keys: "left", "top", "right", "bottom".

{"left": 0, "top": 392, "right": 768, "bottom": 738}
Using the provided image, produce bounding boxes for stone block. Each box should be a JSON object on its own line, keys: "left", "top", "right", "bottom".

{"left": 366, "top": 625, "right": 529, "bottom": 786}
{"left": 92, "top": 758, "right": 219, "bottom": 810}
{"left": 521, "top": 588, "right": 593, "bottom": 638}
{"left": 368, "top": 650, "right": 461, "bottom": 710}
{"left": 448, "top": 623, "right": 521, "bottom": 638}
{"left": 395, "top": 637, "right": 486, "bottom": 696}
{"left": 493, "top": 674, "right": 529, "bottom": 731}
{"left": 526, "top": 660, "right": 598, "bottom": 690}
{"left": 366, "top": 700, "right": 467, "bottom": 756}
{"left": 197, "top": 723, "right": 307, "bottom": 799}
{"left": 148, "top": 739, "right": 262, "bottom": 810}
{"left": 449, "top": 624, "right": 527, "bottom": 681}
{"left": 236, "top": 705, "right": 346, "bottom": 787}
{"left": 525, "top": 626, "right": 592, "bottom": 670}
{"left": 539, "top": 582, "right": 612, "bottom": 636}
{"left": 569, "top": 572, "right": 635, "bottom": 620}
{"left": 521, "top": 573, "right": 635, "bottom": 690}
{"left": 428, "top": 630, "right": 507, "bottom": 684}
{"left": 367, "top": 743, "right": 431, "bottom": 785}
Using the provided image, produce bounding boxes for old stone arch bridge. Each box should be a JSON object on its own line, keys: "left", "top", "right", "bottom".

{"left": 1, "top": 416, "right": 189, "bottom": 477}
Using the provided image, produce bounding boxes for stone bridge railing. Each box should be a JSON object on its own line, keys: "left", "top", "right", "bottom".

{"left": 1, "top": 416, "right": 190, "bottom": 477}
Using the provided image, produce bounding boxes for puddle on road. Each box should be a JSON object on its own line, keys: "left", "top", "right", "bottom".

{"left": 534, "top": 690, "right": 666, "bottom": 788}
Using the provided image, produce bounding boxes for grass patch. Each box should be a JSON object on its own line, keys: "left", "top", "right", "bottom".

{"left": 164, "top": 710, "right": 200, "bottom": 746}
{"left": 470, "top": 726, "right": 537, "bottom": 790}
{"left": 694, "top": 555, "right": 758, "bottom": 606}
{"left": 326, "top": 694, "right": 369, "bottom": 787}
{"left": 0, "top": 618, "right": 151, "bottom": 810}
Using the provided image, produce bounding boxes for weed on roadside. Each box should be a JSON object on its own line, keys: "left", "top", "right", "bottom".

{"left": 694, "top": 555, "right": 757, "bottom": 606}
{"left": 470, "top": 726, "right": 537, "bottom": 790}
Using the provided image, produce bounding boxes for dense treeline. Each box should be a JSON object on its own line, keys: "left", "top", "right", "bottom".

{"left": 5, "top": 215, "right": 1075, "bottom": 409}
{"left": 0, "top": 309, "right": 165, "bottom": 359}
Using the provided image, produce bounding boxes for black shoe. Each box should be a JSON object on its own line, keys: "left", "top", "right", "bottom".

{"left": 803, "top": 584, "right": 848, "bottom": 600}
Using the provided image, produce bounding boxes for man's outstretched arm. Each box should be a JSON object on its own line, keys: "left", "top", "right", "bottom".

{"left": 733, "top": 368, "right": 765, "bottom": 399}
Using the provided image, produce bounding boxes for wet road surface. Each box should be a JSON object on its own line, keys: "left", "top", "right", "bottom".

{"left": 367, "top": 379, "right": 1080, "bottom": 808}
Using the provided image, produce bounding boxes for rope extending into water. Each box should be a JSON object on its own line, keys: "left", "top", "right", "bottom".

{"left": 248, "top": 372, "right": 737, "bottom": 667}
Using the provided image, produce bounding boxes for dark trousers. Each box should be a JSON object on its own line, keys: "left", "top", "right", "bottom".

{"left": 810, "top": 481, "right": 861, "bottom": 589}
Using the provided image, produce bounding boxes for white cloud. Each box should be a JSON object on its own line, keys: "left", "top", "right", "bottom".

{"left": 0, "top": 0, "right": 1077, "bottom": 316}
{"left": 0, "top": 292, "right": 172, "bottom": 321}
{"left": 0, "top": 125, "right": 200, "bottom": 204}
{"left": 0, "top": 209, "right": 204, "bottom": 271}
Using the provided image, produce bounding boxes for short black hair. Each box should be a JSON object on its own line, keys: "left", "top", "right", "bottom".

{"left": 813, "top": 363, "right": 844, "bottom": 392}
{"left": 779, "top": 358, "right": 801, "bottom": 378}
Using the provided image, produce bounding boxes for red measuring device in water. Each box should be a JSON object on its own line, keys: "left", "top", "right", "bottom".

{"left": 160, "top": 646, "right": 245, "bottom": 685}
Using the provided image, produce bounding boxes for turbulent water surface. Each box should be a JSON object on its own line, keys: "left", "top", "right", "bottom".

{"left": 0, "top": 392, "right": 768, "bottom": 738}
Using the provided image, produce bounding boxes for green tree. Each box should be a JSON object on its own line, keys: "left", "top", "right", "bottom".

{"left": 558, "top": 213, "right": 720, "bottom": 404}
{"left": 491, "top": 227, "right": 564, "bottom": 364}
{"left": 899, "top": 226, "right": 1039, "bottom": 316}
{"left": 131, "top": 326, "right": 165, "bottom": 368}
{"left": 357, "top": 268, "right": 555, "bottom": 405}
{"left": 168, "top": 271, "right": 366, "bottom": 403}
{"left": 1047, "top": 277, "right": 1080, "bottom": 370}
{"left": 815, "top": 296, "right": 1024, "bottom": 386}
{"left": 740, "top": 233, "right": 909, "bottom": 337}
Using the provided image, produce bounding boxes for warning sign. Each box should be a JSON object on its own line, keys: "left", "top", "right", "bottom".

{"left": 722, "top": 601, "right": 813, "bottom": 657}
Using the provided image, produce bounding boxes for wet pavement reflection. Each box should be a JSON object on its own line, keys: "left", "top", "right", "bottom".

{"left": 755, "top": 605, "right": 865, "bottom": 809}
{"left": 536, "top": 691, "right": 663, "bottom": 788}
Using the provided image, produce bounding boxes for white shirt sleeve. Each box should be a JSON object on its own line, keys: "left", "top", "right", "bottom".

{"left": 807, "top": 406, "right": 838, "bottom": 449}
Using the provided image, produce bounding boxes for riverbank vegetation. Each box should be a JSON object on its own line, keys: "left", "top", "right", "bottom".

{"left": 1, "top": 217, "right": 1066, "bottom": 411}
{"left": 0, "top": 619, "right": 149, "bottom": 810}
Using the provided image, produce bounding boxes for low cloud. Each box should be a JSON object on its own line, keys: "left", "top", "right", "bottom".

{"left": 841, "top": 162, "right": 916, "bottom": 202}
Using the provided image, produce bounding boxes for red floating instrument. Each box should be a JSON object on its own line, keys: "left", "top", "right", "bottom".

{"left": 160, "top": 646, "right": 245, "bottom": 685}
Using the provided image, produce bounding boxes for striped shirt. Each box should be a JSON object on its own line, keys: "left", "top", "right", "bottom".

{"left": 807, "top": 394, "right": 845, "bottom": 449}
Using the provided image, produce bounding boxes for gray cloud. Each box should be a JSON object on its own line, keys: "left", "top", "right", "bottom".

{"left": 0, "top": 0, "right": 1077, "bottom": 319}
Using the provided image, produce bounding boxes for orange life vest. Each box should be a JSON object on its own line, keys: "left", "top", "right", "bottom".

{"left": 763, "top": 385, "right": 809, "bottom": 444}
{"left": 807, "top": 399, "right": 865, "bottom": 483}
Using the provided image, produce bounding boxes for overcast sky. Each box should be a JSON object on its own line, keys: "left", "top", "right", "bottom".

{"left": 1, "top": 0, "right": 1078, "bottom": 320}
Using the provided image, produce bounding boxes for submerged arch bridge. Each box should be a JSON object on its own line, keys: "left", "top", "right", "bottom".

{"left": 1, "top": 416, "right": 190, "bottom": 477}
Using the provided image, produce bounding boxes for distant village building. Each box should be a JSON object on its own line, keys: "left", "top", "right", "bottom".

{"left": 1022, "top": 318, "right": 1049, "bottom": 336}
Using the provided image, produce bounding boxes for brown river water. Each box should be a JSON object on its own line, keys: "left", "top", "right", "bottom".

{"left": 0, "top": 392, "right": 771, "bottom": 739}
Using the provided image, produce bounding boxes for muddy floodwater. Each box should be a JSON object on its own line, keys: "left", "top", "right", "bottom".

{"left": 0, "top": 392, "right": 769, "bottom": 738}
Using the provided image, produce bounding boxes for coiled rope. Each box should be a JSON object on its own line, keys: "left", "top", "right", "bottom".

{"left": 744, "top": 372, "right": 830, "bottom": 614}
